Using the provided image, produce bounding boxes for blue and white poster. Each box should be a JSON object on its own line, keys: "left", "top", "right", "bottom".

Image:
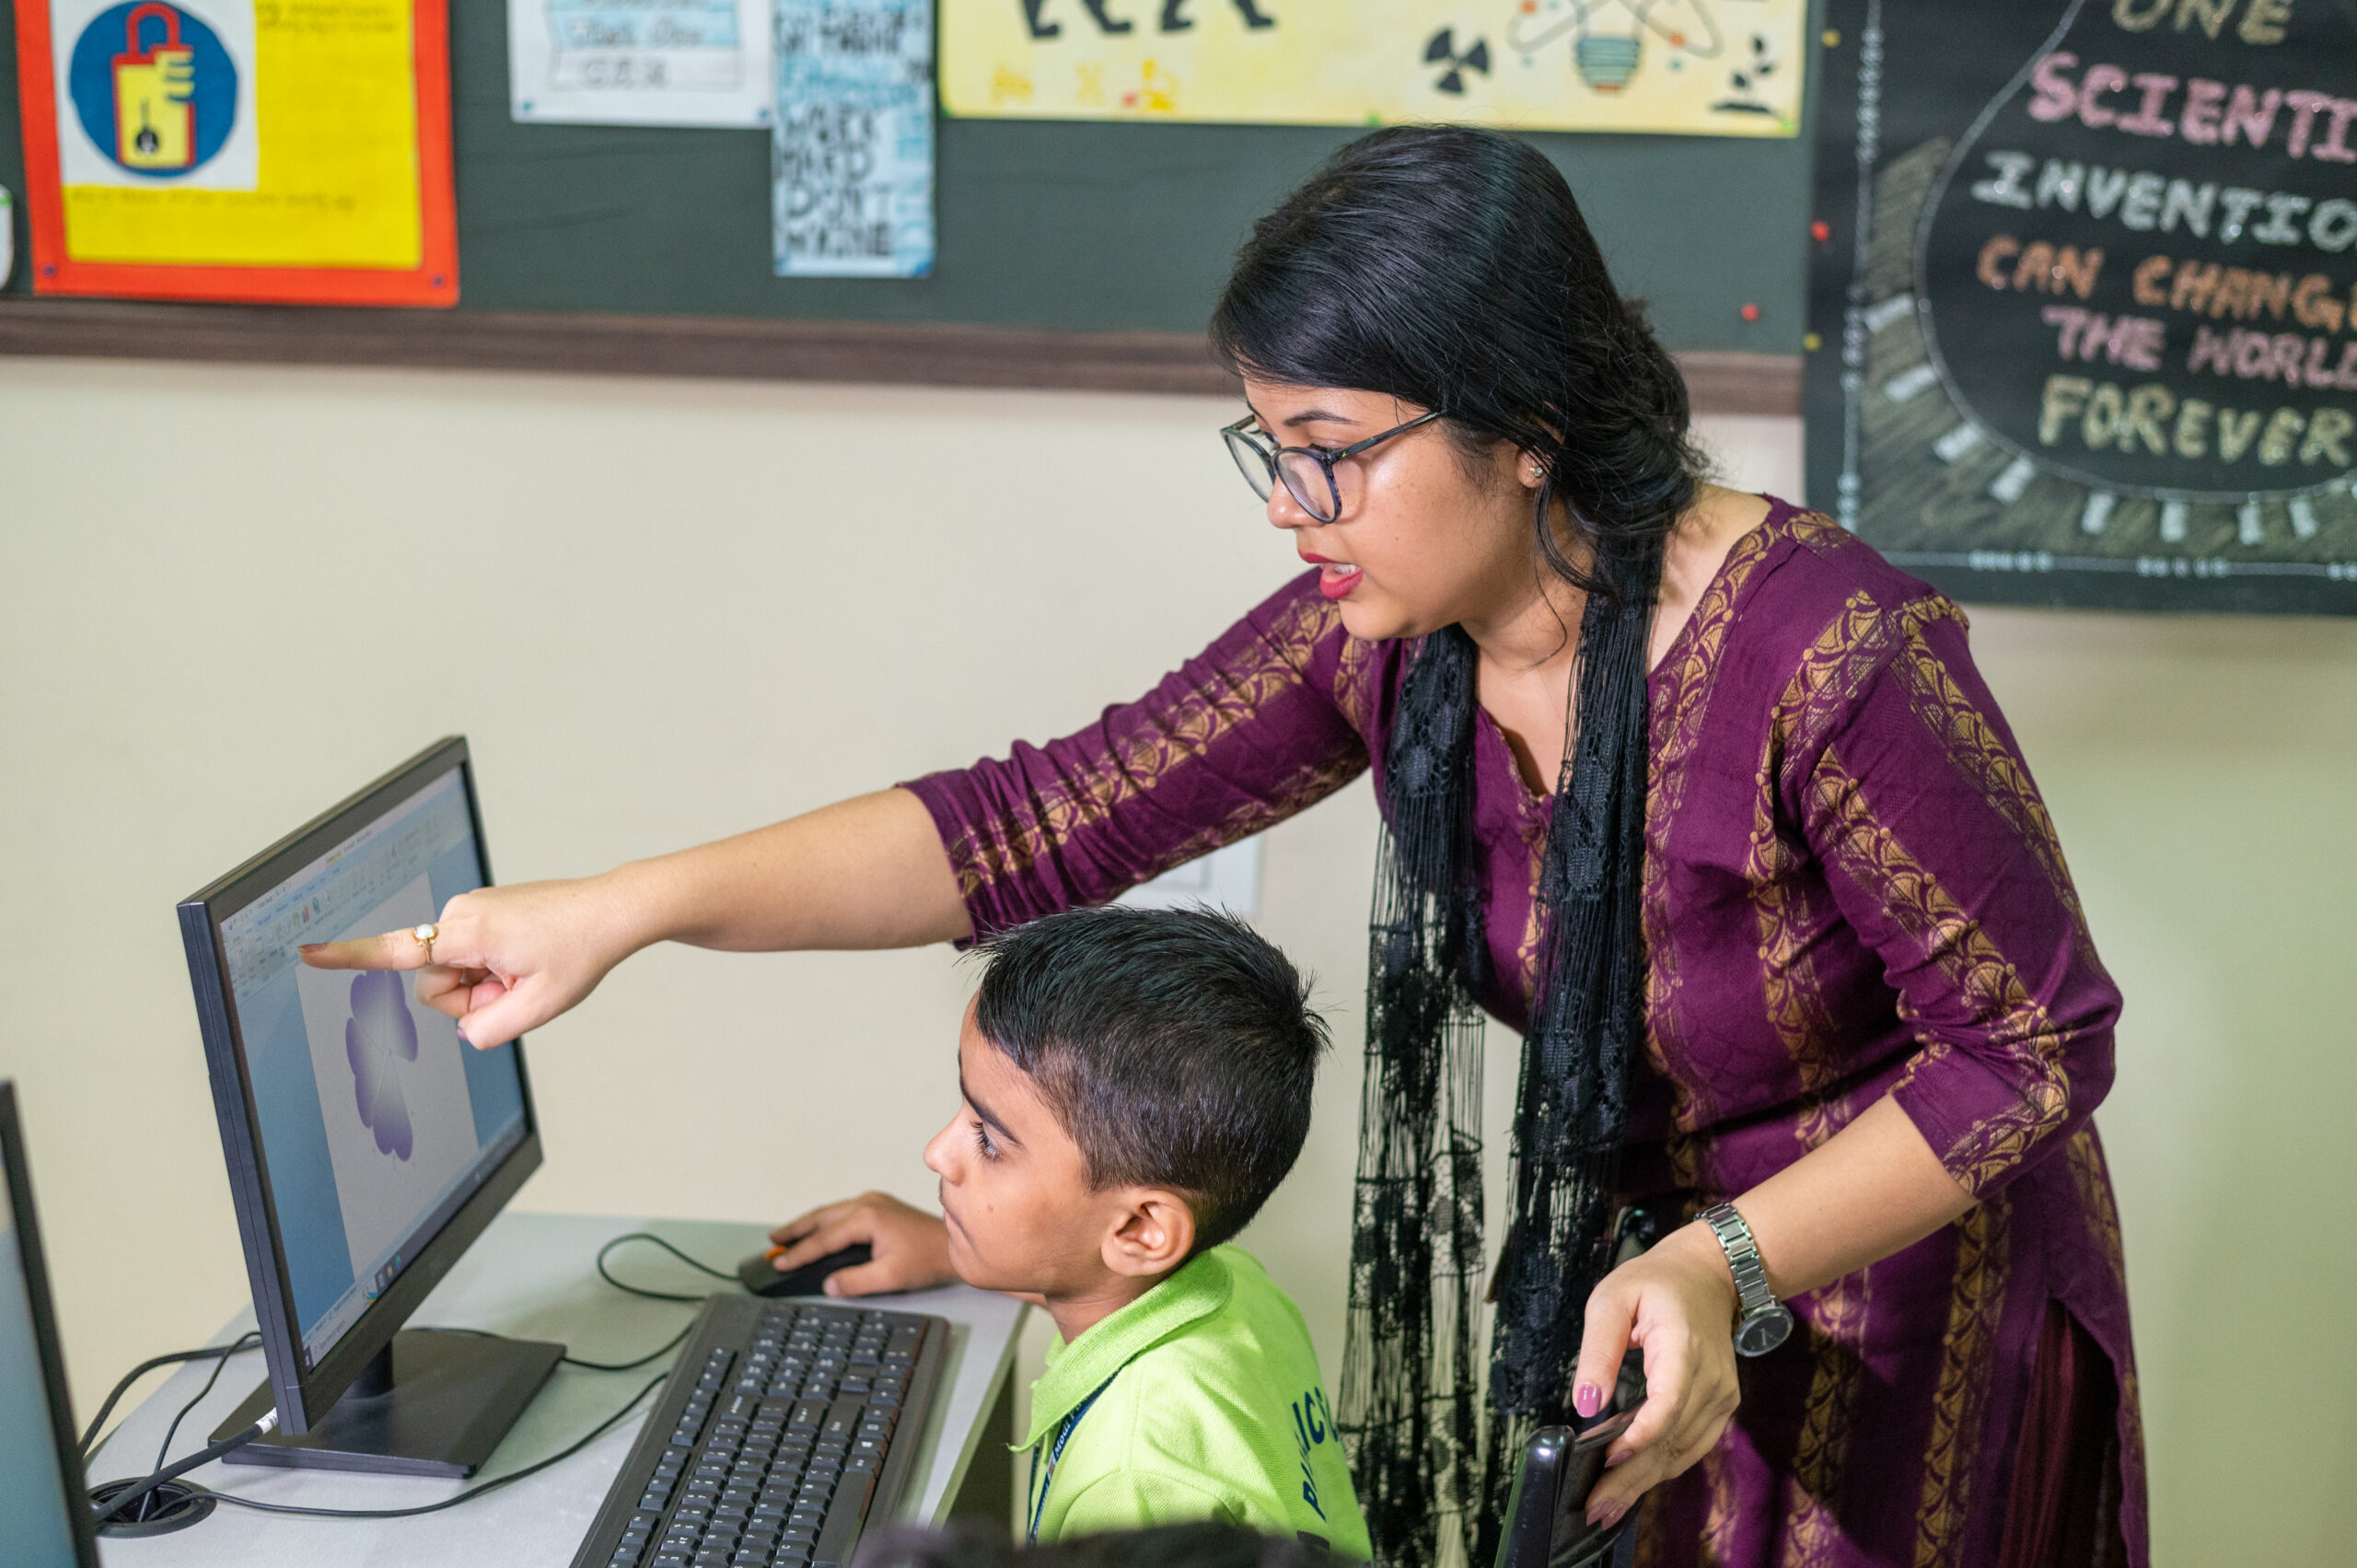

{"left": 49, "top": 0, "right": 257, "bottom": 191}
{"left": 772, "top": 0, "right": 934, "bottom": 278}
{"left": 510, "top": 0, "right": 777, "bottom": 127}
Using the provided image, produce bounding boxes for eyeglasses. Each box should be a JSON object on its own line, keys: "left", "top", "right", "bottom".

{"left": 1220, "top": 409, "right": 1445, "bottom": 523}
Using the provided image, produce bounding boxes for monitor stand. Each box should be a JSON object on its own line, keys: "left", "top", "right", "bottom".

{"left": 210, "top": 1330, "right": 564, "bottom": 1479}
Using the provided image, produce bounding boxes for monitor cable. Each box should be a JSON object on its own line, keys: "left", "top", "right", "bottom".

{"left": 197, "top": 1371, "right": 665, "bottom": 1521}
{"left": 78, "top": 1330, "right": 261, "bottom": 1462}
{"left": 78, "top": 1230, "right": 730, "bottom": 1532}
{"left": 89, "top": 1407, "right": 280, "bottom": 1527}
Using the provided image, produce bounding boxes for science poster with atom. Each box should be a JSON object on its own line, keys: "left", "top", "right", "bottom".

{"left": 939, "top": 0, "right": 1806, "bottom": 134}
{"left": 10, "top": 0, "right": 458, "bottom": 304}
{"left": 1805, "top": 0, "right": 2357, "bottom": 614}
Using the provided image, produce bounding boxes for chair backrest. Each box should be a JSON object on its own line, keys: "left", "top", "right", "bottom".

{"left": 1492, "top": 1412, "right": 1634, "bottom": 1568}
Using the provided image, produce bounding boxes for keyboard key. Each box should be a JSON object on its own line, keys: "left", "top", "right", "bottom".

{"left": 811, "top": 1469, "right": 876, "bottom": 1568}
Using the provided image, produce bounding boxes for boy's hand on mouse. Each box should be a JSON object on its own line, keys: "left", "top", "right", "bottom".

{"left": 1569, "top": 1220, "right": 1744, "bottom": 1531}
{"left": 769, "top": 1191, "right": 955, "bottom": 1296}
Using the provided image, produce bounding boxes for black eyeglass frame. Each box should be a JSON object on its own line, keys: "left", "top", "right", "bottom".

{"left": 1221, "top": 409, "right": 1446, "bottom": 522}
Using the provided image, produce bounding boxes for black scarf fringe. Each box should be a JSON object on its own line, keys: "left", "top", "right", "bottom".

{"left": 1337, "top": 553, "right": 1657, "bottom": 1568}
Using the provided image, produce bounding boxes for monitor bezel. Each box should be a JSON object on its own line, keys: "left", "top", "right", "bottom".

{"left": 175, "top": 737, "right": 544, "bottom": 1435}
{"left": 0, "top": 1081, "right": 103, "bottom": 1568}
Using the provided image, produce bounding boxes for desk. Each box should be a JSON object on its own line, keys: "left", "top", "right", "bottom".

{"left": 84, "top": 1213, "right": 1028, "bottom": 1565}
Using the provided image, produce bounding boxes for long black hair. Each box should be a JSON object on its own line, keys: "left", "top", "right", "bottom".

{"left": 1210, "top": 125, "right": 1701, "bottom": 597}
{"left": 1214, "top": 127, "right": 1681, "bottom": 1567}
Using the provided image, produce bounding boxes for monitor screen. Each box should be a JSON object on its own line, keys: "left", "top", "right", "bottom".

{"left": 0, "top": 1107, "right": 87, "bottom": 1566}
{"left": 213, "top": 765, "right": 528, "bottom": 1372}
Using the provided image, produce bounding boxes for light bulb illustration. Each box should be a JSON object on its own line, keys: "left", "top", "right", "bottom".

{"left": 1506, "top": 0, "right": 1724, "bottom": 94}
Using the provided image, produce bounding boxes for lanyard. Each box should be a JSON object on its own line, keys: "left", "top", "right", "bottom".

{"left": 1026, "top": 1369, "right": 1124, "bottom": 1543}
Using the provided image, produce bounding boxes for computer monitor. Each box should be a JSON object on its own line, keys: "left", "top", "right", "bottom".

{"left": 0, "top": 1083, "right": 104, "bottom": 1567}
{"left": 178, "top": 737, "right": 562, "bottom": 1477}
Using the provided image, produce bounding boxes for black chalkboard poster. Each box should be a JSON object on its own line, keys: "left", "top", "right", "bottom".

{"left": 1805, "top": 0, "right": 2357, "bottom": 614}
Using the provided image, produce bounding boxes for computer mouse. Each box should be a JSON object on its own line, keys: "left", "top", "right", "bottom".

{"left": 737, "top": 1242, "right": 874, "bottom": 1298}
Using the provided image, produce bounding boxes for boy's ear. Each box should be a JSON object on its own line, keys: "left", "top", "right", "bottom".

{"left": 1102, "top": 1188, "right": 1197, "bottom": 1278}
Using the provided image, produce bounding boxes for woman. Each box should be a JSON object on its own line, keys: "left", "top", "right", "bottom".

{"left": 310, "top": 129, "right": 2141, "bottom": 1568}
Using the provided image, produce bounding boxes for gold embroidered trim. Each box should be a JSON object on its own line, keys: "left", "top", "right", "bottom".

{"left": 1887, "top": 621, "right": 2103, "bottom": 968}
{"left": 1911, "top": 1198, "right": 2011, "bottom": 1568}
{"left": 1643, "top": 513, "right": 1786, "bottom": 1135}
{"left": 1780, "top": 1268, "right": 1873, "bottom": 1568}
{"left": 1807, "top": 751, "right": 2072, "bottom": 1194}
{"left": 941, "top": 589, "right": 1344, "bottom": 898}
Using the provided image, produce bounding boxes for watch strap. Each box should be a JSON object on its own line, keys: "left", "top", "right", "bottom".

{"left": 1701, "top": 1202, "right": 1777, "bottom": 1317}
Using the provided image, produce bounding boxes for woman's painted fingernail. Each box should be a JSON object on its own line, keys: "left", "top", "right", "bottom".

{"left": 1573, "top": 1383, "right": 1604, "bottom": 1418}
{"left": 1604, "top": 1448, "right": 1631, "bottom": 1468}
{"left": 298, "top": 944, "right": 322, "bottom": 954}
{"left": 1585, "top": 1499, "right": 1626, "bottom": 1528}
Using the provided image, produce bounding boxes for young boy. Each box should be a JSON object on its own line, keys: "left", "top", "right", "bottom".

{"left": 765, "top": 906, "right": 1369, "bottom": 1556}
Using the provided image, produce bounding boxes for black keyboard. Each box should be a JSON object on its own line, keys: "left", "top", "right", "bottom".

{"left": 571, "top": 1293, "right": 949, "bottom": 1568}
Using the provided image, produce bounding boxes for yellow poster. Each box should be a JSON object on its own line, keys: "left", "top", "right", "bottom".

{"left": 941, "top": 0, "right": 1805, "bottom": 135}
{"left": 18, "top": 0, "right": 457, "bottom": 303}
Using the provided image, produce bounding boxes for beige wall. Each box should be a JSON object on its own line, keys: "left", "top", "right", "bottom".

{"left": 0, "top": 357, "right": 2349, "bottom": 1563}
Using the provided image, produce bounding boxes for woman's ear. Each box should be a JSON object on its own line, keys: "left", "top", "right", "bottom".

{"left": 1103, "top": 1190, "right": 1197, "bottom": 1277}
{"left": 1515, "top": 447, "right": 1549, "bottom": 492}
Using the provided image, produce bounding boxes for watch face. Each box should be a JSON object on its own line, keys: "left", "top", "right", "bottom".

{"left": 1735, "top": 1304, "right": 1794, "bottom": 1358}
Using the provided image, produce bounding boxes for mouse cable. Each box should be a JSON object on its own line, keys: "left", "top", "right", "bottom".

{"left": 596, "top": 1231, "right": 736, "bottom": 1303}
{"left": 194, "top": 1371, "right": 666, "bottom": 1521}
{"left": 417, "top": 1318, "right": 700, "bottom": 1374}
{"left": 91, "top": 1407, "right": 280, "bottom": 1525}
{"left": 78, "top": 1332, "right": 262, "bottom": 1462}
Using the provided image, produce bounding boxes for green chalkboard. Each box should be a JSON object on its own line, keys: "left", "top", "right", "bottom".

{"left": 0, "top": 3, "right": 1816, "bottom": 354}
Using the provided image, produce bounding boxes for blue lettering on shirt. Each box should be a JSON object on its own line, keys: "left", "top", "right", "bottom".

{"left": 1289, "top": 1386, "right": 1336, "bottom": 1522}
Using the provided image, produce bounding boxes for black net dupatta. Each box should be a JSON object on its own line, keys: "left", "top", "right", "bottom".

{"left": 1336, "top": 555, "right": 1657, "bottom": 1568}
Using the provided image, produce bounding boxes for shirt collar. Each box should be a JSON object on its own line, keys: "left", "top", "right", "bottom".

{"left": 1020, "top": 1248, "right": 1234, "bottom": 1449}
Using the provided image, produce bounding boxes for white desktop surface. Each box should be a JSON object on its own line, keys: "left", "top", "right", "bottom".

{"left": 84, "top": 1212, "right": 1028, "bottom": 1566}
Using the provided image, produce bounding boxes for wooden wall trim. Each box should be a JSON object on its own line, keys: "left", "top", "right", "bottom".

{"left": 0, "top": 299, "right": 1802, "bottom": 415}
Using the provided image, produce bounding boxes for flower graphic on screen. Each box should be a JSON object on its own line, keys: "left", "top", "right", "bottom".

{"left": 345, "top": 970, "right": 419, "bottom": 1159}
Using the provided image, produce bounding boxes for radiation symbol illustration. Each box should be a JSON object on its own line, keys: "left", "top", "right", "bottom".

{"left": 1423, "top": 29, "right": 1492, "bottom": 96}
{"left": 66, "top": 1, "right": 239, "bottom": 176}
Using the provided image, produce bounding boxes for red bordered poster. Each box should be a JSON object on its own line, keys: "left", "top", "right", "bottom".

{"left": 12, "top": 0, "right": 457, "bottom": 306}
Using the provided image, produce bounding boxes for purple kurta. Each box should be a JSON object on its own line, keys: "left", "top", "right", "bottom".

{"left": 906, "top": 500, "right": 2144, "bottom": 1568}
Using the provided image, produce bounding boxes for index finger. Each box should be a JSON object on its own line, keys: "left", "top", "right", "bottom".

{"left": 300, "top": 930, "right": 433, "bottom": 971}
{"left": 765, "top": 1214, "right": 869, "bottom": 1272}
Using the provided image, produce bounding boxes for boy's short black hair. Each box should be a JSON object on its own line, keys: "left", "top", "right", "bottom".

{"left": 971, "top": 905, "right": 1329, "bottom": 1251}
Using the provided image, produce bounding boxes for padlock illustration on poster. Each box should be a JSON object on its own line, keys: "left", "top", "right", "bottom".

{"left": 112, "top": 4, "right": 198, "bottom": 171}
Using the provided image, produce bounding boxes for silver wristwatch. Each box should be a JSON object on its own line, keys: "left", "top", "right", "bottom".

{"left": 1701, "top": 1202, "right": 1794, "bottom": 1357}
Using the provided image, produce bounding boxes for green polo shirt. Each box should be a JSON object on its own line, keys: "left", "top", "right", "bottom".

{"left": 1020, "top": 1245, "right": 1370, "bottom": 1557}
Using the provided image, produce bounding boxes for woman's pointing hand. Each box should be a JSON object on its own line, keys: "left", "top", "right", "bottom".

{"left": 300, "top": 877, "right": 634, "bottom": 1049}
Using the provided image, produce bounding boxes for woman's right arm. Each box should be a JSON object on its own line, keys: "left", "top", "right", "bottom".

{"left": 303, "top": 786, "right": 967, "bottom": 1048}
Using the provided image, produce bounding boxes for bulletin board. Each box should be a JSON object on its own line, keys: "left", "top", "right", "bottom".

{"left": 0, "top": 0, "right": 1816, "bottom": 405}
{"left": 1805, "top": 0, "right": 2357, "bottom": 614}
